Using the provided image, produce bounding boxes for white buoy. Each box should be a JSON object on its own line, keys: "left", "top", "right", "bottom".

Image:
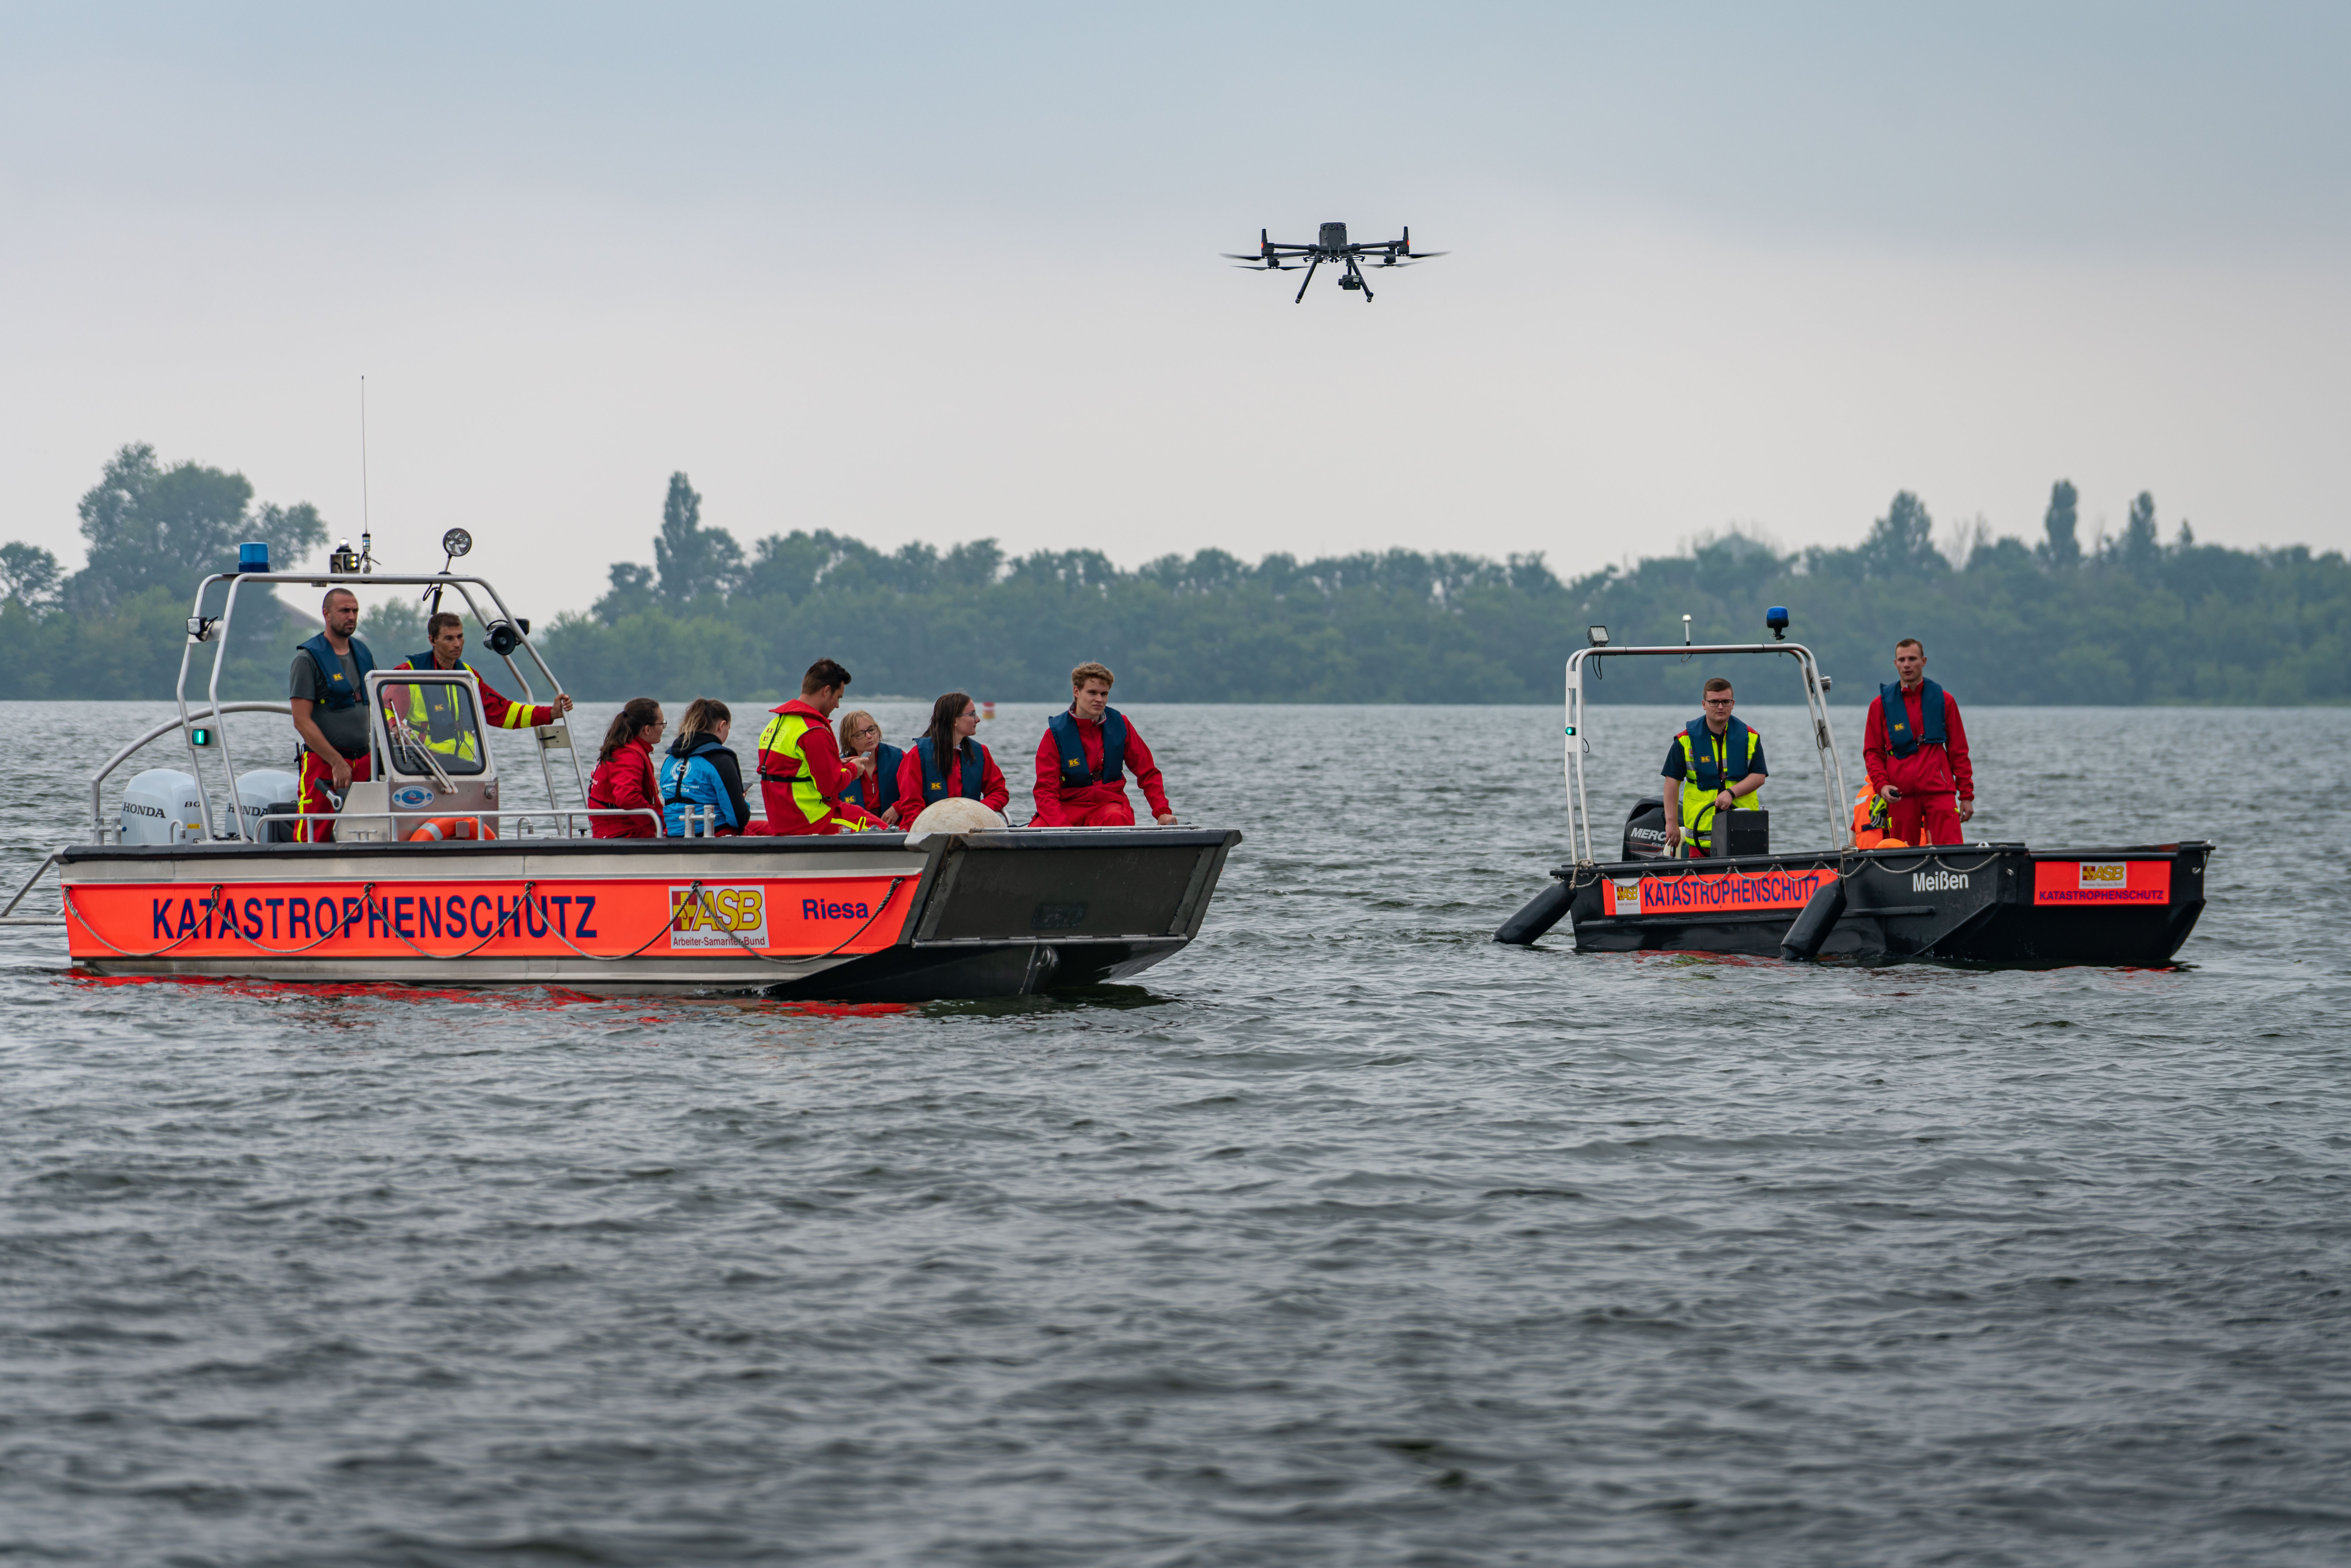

{"left": 906, "top": 798, "right": 1007, "bottom": 834}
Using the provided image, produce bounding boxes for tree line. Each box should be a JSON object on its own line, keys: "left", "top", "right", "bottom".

{"left": 5, "top": 450, "right": 2347, "bottom": 706}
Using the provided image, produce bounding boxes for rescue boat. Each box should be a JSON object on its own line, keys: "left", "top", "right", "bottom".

{"left": 5, "top": 546, "right": 1237, "bottom": 1000}
{"left": 1493, "top": 612, "right": 2210, "bottom": 966}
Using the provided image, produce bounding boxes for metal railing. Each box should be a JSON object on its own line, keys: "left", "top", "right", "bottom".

{"left": 1, "top": 849, "right": 66, "bottom": 926}
{"left": 249, "top": 807, "right": 665, "bottom": 841}
{"left": 169, "top": 570, "right": 590, "bottom": 841}
{"left": 1562, "top": 641, "right": 1851, "bottom": 865}
{"left": 87, "top": 702, "right": 295, "bottom": 842}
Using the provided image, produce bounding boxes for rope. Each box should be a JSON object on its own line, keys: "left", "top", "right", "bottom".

{"left": 355, "top": 883, "right": 512, "bottom": 961}
{"left": 537, "top": 879, "right": 708, "bottom": 963}
{"left": 62, "top": 883, "right": 226, "bottom": 958}
{"left": 217, "top": 885, "right": 365, "bottom": 955}
{"left": 700, "top": 876, "right": 904, "bottom": 965}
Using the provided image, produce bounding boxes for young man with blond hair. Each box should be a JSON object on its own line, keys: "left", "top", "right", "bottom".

{"left": 1031, "top": 661, "right": 1178, "bottom": 827}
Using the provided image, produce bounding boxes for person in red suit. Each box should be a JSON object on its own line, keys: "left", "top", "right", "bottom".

{"left": 1031, "top": 662, "right": 1177, "bottom": 827}
{"left": 587, "top": 699, "right": 665, "bottom": 838}
{"left": 1864, "top": 638, "right": 1976, "bottom": 846}
{"left": 754, "top": 658, "right": 889, "bottom": 836}
{"left": 897, "top": 692, "right": 1011, "bottom": 817}
{"left": 392, "top": 611, "right": 573, "bottom": 730}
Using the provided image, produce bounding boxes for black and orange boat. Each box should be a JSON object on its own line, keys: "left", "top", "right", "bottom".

{"left": 1494, "top": 612, "right": 2209, "bottom": 966}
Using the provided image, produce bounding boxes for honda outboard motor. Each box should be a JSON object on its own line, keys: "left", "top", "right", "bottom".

{"left": 234, "top": 769, "right": 302, "bottom": 843}
{"left": 1622, "top": 794, "right": 1670, "bottom": 860}
{"left": 119, "top": 769, "right": 207, "bottom": 845}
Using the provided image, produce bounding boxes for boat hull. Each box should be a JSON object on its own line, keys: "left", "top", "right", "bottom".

{"left": 1557, "top": 842, "right": 2210, "bottom": 966}
{"left": 57, "top": 827, "right": 1238, "bottom": 1001}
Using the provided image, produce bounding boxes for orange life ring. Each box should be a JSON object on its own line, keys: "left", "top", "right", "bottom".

{"left": 406, "top": 817, "right": 495, "bottom": 842}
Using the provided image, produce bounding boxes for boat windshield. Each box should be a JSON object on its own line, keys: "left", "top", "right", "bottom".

{"left": 377, "top": 681, "right": 489, "bottom": 777}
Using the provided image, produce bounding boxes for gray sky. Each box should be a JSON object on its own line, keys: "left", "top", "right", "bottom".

{"left": 4, "top": 2, "right": 2345, "bottom": 612}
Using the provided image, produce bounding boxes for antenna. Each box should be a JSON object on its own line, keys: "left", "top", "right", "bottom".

{"left": 357, "top": 376, "right": 375, "bottom": 573}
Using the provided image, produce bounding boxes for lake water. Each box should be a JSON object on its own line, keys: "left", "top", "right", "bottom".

{"left": 3, "top": 699, "right": 2347, "bottom": 1566}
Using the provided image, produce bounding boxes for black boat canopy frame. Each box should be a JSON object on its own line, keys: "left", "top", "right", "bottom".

{"left": 134, "top": 570, "right": 589, "bottom": 843}
{"left": 1563, "top": 641, "right": 1852, "bottom": 865}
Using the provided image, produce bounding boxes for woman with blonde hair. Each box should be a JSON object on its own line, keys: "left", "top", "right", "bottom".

{"left": 836, "top": 708, "right": 908, "bottom": 827}
{"left": 659, "top": 698, "right": 751, "bottom": 836}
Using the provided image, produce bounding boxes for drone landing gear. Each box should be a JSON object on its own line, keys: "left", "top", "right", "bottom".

{"left": 1294, "top": 256, "right": 1320, "bottom": 304}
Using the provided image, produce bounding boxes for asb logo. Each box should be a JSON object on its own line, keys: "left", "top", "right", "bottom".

{"left": 2033, "top": 858, "right": 2168, "bottom": 905}
{"left": 669, "top": 885, "right": 770, "bottom": 949}
{"left": 1610, "top": 879, "right": 1643, "bottom": 915}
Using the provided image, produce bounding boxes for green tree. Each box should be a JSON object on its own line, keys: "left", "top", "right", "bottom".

{"left": 2119, "top": 491, "right": 2160, "bottom": 573}
{"left": 67, "top": 443, "right": 327, "bottom": 612}
{"left": 1852, "top": 491, "right": 1946, "bottom": 578}
{"left": 652, "top": 472, "right": 742, "bottom": 606}
{"left": 2038, "top": 479, "right": 2081, "bottom": 568}
{"left": 594, "top": 562, "right": 657, "bottom": 624}
{"left": 0, "top": 541, "right": 61, "bottom": 607}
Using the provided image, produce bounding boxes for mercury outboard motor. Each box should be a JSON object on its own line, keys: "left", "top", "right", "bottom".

{"left": 1623, "top": 794, "right": 1670, "bottom": 860}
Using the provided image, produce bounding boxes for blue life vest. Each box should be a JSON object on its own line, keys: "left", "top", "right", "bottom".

{"left": 1681, "top": 716, "right": 1755, "bottom": 792}
{"left": 297, "top": 633, "right": 375, "bottom": 710}
{"left": 1048, "top": 708, "right": 1127, "bottom": 790}
{"left": 1879, "top": 679, "right": 1948, "bottom": 757}
{"left": 660, "top": 738, "right": 740, "bottom": 835}
{"left": 914, "top": 737, "right": 986, "bottom": 803}
{"left": 842, "top": 741, "right": 904, "bottom": 814}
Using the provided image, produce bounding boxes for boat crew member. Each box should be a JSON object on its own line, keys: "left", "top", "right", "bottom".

{"left": 1864, "top": 637, "right": 1974, "bottom": 846}
{"left": 1031, "top": 662, "right": 1177, "bottom": 827}
{"left": 1662, "top": 676, "right": 1766, "bottom": 858}
{"left": 755, "top": 658, "right": 888, "bottom": 835}
{"left": 898, "top": 691, "right": 1011, "bottom": 818}
{"left": 587, "top": 699, "right": 665, "bottom": 838}
{"left": 289, "top": 588, "right": 375, "bottom": 843}
{"left": 836, "top": 709, "right": 907, "bottom": 827}
{"left": 660, "top": 698, "right": 750, "bottom": 836}
{"left": 391, "top": 612, "right": 574, "bottom": 761}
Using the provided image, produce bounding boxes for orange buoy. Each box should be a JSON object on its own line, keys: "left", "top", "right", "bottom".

{"left": 406, "top": 817, "right": 495, "bottom": 842}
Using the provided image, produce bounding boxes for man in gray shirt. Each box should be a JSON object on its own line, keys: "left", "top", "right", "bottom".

{"left": 289, "top": 588, "right": 376, "bottom": 842}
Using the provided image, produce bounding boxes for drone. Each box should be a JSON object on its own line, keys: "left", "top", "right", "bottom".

{"left": 1224, "top": 222, "right": 1446, "bottom": 303}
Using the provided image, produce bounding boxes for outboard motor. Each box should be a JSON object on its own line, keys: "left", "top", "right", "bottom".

{"left": 234, "top": 769, "right": 302, "bottom": 843}
{"left": 1622, "top": 794, "right": 1671, "bottom": 860}
{"left": 119, "top": 769, "right": 207, "bottom": 845}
